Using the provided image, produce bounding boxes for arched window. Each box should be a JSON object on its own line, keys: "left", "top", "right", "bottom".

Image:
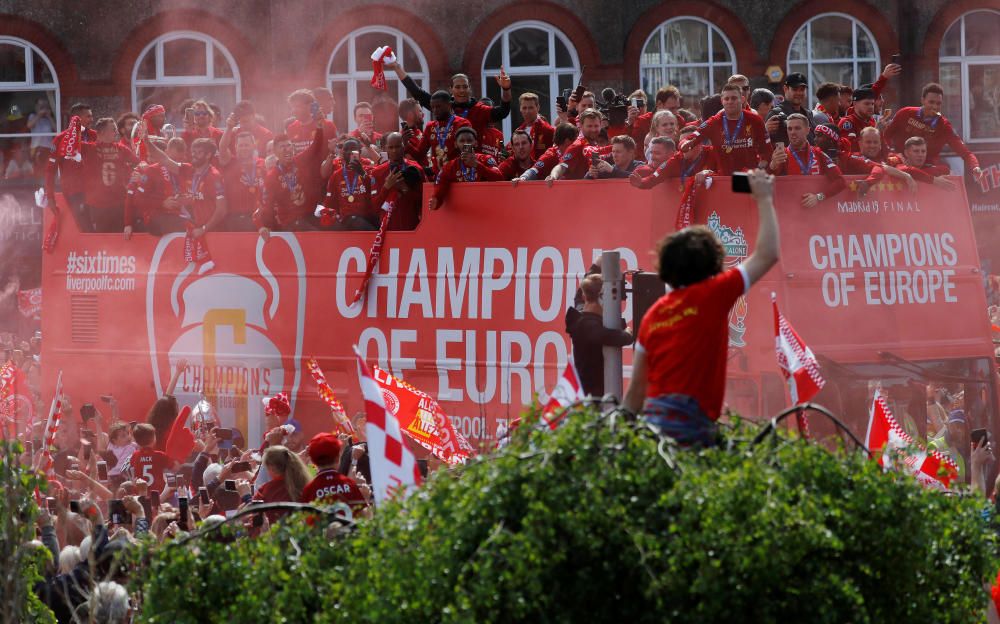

{"left": 639, "top": 18, "right": 736, "bottom": 112}
{"left": 131, "top": 32, "right": 241, "bottom": 126}
{"left": 328, "top": 27, "right": 429, "bottom": 135}
{"left": 0, "top": 36, "right": 59, "bottom": 154}
{"left": 939, "top": 10, "right": 1000, "bottom": 142}
{"left": 787, "top": 13, "right": 879, "bottom": 107}
{"left": 481, "top": 21, "right": 580, "bottom": 137}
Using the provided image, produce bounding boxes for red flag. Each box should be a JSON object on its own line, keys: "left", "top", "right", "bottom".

{"left": 183, "top": 225, "right": 213, "bottom": 272}
{"left": 351, "top": 206, "right": 392, "bottom": 306}
{"left": 0, "top": 361, "right": 32, "bottom": 438}
{"left": 370, "top": 46, "right": 396, "bottom": 91}
{"left": 17, "top": 288, "right": 41, "bottom": 320}
{"left": 354, "top": 347, "right": 421, "bottom": 503}
{"left": 675, "top": 176, "right": 698, "bottom": 230}
{"left": 540, "top": 361, "right": 584, "bottom": 430}
{"left": 864, "top": 389, "right": 958, "bottom": 489}
{"left": 36, "top": 370, "right": 63, "bottom": 476}
{"left": 372, "top": 365, "right": 475, "bottom": 465}
{"left": 772, "top": 293, "right": 825, "bottom": 436}
{"left": 305, "top": 358, "right": 354, "bottom": 435}
{"left": 165, "top": 405, "right": 196, "bottom": 463}
{"left": 55, "top": 116, "right": 82, "bottom": 161}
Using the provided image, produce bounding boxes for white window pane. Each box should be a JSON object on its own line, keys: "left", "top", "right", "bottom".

{"left": 969, "top": 64, "right": 1000, "bottom": 140}
{"left": 856, "top": 28, "right": 877, "bottom": 59}
{"left": 666, "top": 66, "right": 709, "bottom": 109}
{"left": 502, "top": 75, "right": 552, "bottom": 128}
{"left": 809, "top": 15, "right": 854, "bottom": 60}
{"left": 136, "top": 49, "right": 156, "bottom": 80}
{"left": 31, "top": 51, "right": 54, "bottom": 84}
{"left": 966, "top": 12, "right": 1000, "bottom": 56}
{"left": 641, "top": 32, "right": 661, "bottom": 66}
{"left": 484, "top": 39, "right": 502, "bottom": 70}
{"left": 712, "top": 29, "right": 731, "bottom": 63}
{"left": 329, "top": 81, "right": 349, "bottom": 130}
{"left": 0, "top": 44, "right": 27, "bottom": 82}
{"left": 940, "top": 20, "right": 962, "bottom": 57}
{"left": 555, "top": 37, "right": 573, "bottom": 68}
{"left": 939, "top": 63, "right": 963, "bottom": 138}
{"left": 857, "top": 62, "right": 877, "bottom": 87}
{"left": 712, "top": 66, "right": 732, "bottom": 93}
{"left": 508, "top": 28, "right": 549, "bottom": 67}
{"left": 136, "top": 85, "right": 237, "bottom": 126}
{"left": 213, "top": 45, "right": 234, "bottom": 79}
{"left": 402, "top": 41, "right": 423, "bottom": 72}
{"left": 664, "top": 21, "right": 708, "bottom": 64}
{"left": 641, "top": 67, "right": 663, "bottom": 100}
{"left": 163, "top": 38, "right": 207, "bottom": 76}
{"left": 789, "top": 29, "right": 809, "bottom": 62}
{"left": 354, "top": 32, "right": 387, "bottom": 71}
{"left": 329, "top": 44, "right": 348, "bottom": 75}
{"left": 809, "top": 63, "right": 853, "bottom": 87}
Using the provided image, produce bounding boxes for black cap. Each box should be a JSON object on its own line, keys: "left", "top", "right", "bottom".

{"left": 853, "top": 87, "right": 876, "bottom": 101}
{"left": 784, "top": 72, "right": 808, "bottom": 87}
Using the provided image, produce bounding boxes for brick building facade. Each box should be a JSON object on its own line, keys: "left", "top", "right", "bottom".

{"left": 1, "top": 0, "right": 999, "bottom": 154}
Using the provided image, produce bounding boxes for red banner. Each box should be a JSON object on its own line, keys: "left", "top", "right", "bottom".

{"left": 40, "top": 178, "right": 992, "bottom": 448}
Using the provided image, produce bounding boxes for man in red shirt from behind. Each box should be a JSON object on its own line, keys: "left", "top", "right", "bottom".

{"left": 516, "top": 92, "right": 554, "bottom": 159}
{"left": 370, "top": 132, "right": 423, "bottom": 230}
{"left": 44, "top": 102, "right": 95, "bottom": 231}
{"left": 623, "top": 169, "right": 780, "bottom": 447}
{"left": 768, "top": 114, "right": 846, "bottom": 208}
{"left": 429, "top": 127, "right": 503, "bottom": 210}
{"left": 884, "top": 83, "right": 983, "bottom": 182}
{"left": 81, "top": 117, "right": 139, "bottom": 232}
{"left": 679, "top": 83, "right": 771, "bottom": 175}
{"left": 181, "top": 100, "right": 224, "bottom": 147}
{"left": 498, "top": 130, "right": 536, "bottom": 180}
{"left": 128, "top": 423, "right": 175, "bottom": 492}
{"left": 257, "top": 114, "right": 327, "bottom": 236}
{"left": 300, "top": 433, "right": 367, "bottom": 512}
{"left": 285, "top": 89, "right": 339, "bottom": 156}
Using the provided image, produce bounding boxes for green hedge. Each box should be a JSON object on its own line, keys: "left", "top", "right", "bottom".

{"left": 133, "top": 409, "right": 999, "bottom": 624}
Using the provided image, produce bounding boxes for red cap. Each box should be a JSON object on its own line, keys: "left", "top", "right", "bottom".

{"left": 307, "top": 432, "right": 343, "bottom": 465}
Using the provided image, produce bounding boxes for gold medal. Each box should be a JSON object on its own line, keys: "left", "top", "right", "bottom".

{"left": 725, "top": 146, "right": 733, "bottom": 153}
{"left": 348, "top": 195, "right": 355, "bottom": 203}
{"left": 678, "top": 184, "right": 684, "bottom": 193}
{"left": 436, "top": 147, "right": 445, "bottom": 159}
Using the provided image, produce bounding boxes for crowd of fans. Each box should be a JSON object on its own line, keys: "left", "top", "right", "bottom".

{"left": 35, "top": 56, "right": 986, "bottom": 242}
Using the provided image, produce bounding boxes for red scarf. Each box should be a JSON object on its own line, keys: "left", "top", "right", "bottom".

{"left": 351, "top": 192, "right": 396, "bottom": 305}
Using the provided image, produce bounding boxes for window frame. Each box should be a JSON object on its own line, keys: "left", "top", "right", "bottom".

{"left": 938, "top": 9, "right": 1000, "bottom": 144}
{"left": 326, "top": 25, "right": 430, "bottom": 133}
{"left": 785, "top": 12, "right": 880, "bottom": 108}
{"left": 637, "top": 16, "right": 737, "bottom": 104}
{"left": 130, "top": 31, "right": 241, "bottom": 114}
{"left": 0, "top": 36, "right": 60, "bottom": 140}
{"left": 481, "top": 20, "right": 581, "bottom": 137}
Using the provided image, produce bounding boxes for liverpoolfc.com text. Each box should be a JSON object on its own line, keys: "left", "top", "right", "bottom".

{"left": 64, "top": 250, "right": 137, "bottom": 293}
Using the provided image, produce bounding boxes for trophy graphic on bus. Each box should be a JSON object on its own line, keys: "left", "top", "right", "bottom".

{"left": 145, "top": 234, "right": 307, "bottom": 443}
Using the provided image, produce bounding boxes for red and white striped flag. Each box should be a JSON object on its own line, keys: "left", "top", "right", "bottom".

{"left": 773, "top": 293, "right": 825, "bottom": 436}
{"left": 36, "top": 370, "right": 64, "bottom": 476}
{"left": 540, "top": 361, "right": 584, "bottom": 430}
{"left": 354, "top": 347, "right": 421, "bottom": 503}
{"left": 306, "top": 358, "right": 354, "bottom": 436}
{"left": 865, "top": 389, "right": 958, "bottom": 490}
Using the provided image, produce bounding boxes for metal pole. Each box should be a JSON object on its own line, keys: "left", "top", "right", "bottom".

{"left": 600, "top": 251, "right": 623, "bottom": 400}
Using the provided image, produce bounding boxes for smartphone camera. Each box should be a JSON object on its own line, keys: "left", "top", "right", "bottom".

{"left": 731, "top": 172, "right": 752, "bottom": 194}
{"left": 80, "top": 403, "right": 96, "bottom": 421}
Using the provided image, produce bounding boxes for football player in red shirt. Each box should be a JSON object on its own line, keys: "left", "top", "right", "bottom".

{"left": 415, "top": 91, "right": 473, "bottom": 177}
{"left": 812, "top": 82, "right": 842, "bottom": 125}
{"left": 768, "top": 114, "right": 847, "bottom": 208}
{"left": 349, "top": 101, "right": 384, "bottom": 149}
{"left": 630, "top": 136, "right": 675, "bottom": 180}
{"left": 223, "top": 101, "right": 272, "bottom": 158}
{"left": 884, "top": 83, "right": 983, "bottom": 181}
{"left": 44, "top": 102, "right": 95, "bottom": 229}
{"left": 369, "top": 132, "right": 423, "bottom": 230}
{"left": 727, "top": 74, "right": 753, "bottom": 109}
{"left": 623, "top": 169, "right": 780, "bottom": 447}
{"left": 81, "top": 117, "right": 139, "bottom": 232}
{"left": 181, "top": 100, "right": 224, "bottom": 147}
{"left": 813, "top": 123, "right": 884, "bottom": 196}
{"left": 143, "top": 136, "right": 227, "bottom": 236}
{"left": 498, "top": 130, "right": 536, "bottom": 180}
{"left": 630, "top": 126, "right": 719, "bottom": 190}
{"left": 475, "top": 98, "right": 506, "bottom": 160}
{"left": 429, "top": 127, "right": 503, "bottom": 210}
{"left": 323, "top": 148, "right": 378, "bottom": 230}
{"left": 300, "top": 433, "right": 367, "bottom": 512}
{"left": 838, "top": 87, "right": 877, "bottom": 153}
{"left": 516, "top": 92, "right": 554, "bottom": 159}
{"left": 856, "top": 126, "right": 916, "bottom": 191}
{"left": 128, "top": 423, "right": 175, "bottom": 492}
{"left": 124, "top": 137, "right": 186, "bottom": 238}
{"left": 679, "top": 83, "right": 771, "bottom": 175}
{"left": 387, "top": 59, "right": 512, "bottom": 141}
{"left": 219, "top": 119, "right": 266, "bottom": 231}
{"left": 588, "top": 135, "right": 645, "bottom": 179}
{"left": 517, "top": 110, "right": 608, "bottom": 184}
{"left": 398, "top": 98, "right": 428, "bottom": 170}
{"left": 257, "top": 114, "right": 328, "bottom": 237}
{"left": 285, "top": 89, "right": 339, "bottom": 156}
{"left": 894, "top": 136, "right": 957, "bottom": 189}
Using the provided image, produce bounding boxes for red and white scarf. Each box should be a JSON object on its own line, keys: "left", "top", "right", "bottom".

{"left": 370, "top": 46, "right": 396, "bottom": 91}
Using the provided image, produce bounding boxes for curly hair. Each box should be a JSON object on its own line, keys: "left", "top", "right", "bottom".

{"left": 656, "top": 226, "right": 725, "bottom": 289}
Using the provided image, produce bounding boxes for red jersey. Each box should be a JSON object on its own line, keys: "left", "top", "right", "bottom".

{"left": 259, "top": 126, "right": 326, "bottom": 228}
{"left": 416, "top": 115, "right": 473, "bottom": 175}
{"left": 369, "top": 158, "right": 423, "bottom": 230}
{"left": 433, "top": 154, "right": 503, "bottom": 204}
{"left": 517, "top": 117, "right": 555, "bottom": 159}
{"left": 81, "top": 142, "right": 139, "bottom": 210}
{"left": 44, "top": 127, "right": 97, "bottom": 204}
{"left": 838, "top": 153, "right": 884, "bottom": 185}
{"left": 181, "top": 125, "right": 224, "bottom": 147}
{"left": 498, "top": 156, "right": 534, "bottom": 180}
{"left": 528, "top": 137, "right": 601, "bottom": 180}
{"left": 124, "top": 162, "right": 166, "bottom": 225}
{"left": 286, "top": 118, "right": 338, "bottom": 156}
{"left": 884, "top": 107, "right": 979, "bottom": 171}
{"left": 635, "top": 147, "right": 722, "bottom": 190}
{"left": 629, "top": 111, "right": 653, "bottom": 145}
{"left": 479, "top": 127, "right": 506, "bottom": 160}
{"left": 325, "top": 165, "right": 376, "bottom": 220}
{"left": 453, "top": 101, "right": 497, "bottom": 143}
{"left": 894, "top": 162, "right": 951, "bottom": 184}
{"left": 171, "top": 163, "right": 226, "bottom": 226}
{"left": 838, "top": 112, "right": 876, "bottom": 153}
{"left": 348, "top": 128, "right": 384, "bottom": 147}
{"left": 680, "top": 110, "right": 772, "bottom": 175}
{"left": 224, "top": 125, "right": 273, "bottom": 157}
{"left": 814, "top": 103, "right": 840, "bottom": 125}
{"left": 404, "top": 126, "right": 430, "bottom": 169}
{"left": 222, "top": 158, "right": 266, "bottom": 217}
{"left": 128, "top": 447, "right": 172, "bottom": 491}
{"left": 300, "top": 469, "right": 366, "bottom": 509}
{"left": 638, "top": 267, "right": 749, "bottom": 421}
{"left": 252, "top": 476, "right": 293, "bottom": 523}
{"left": 769, "top": 145, "right": 847, "bottom": 198}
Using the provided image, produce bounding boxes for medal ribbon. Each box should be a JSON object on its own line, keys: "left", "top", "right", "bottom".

{"left": 437, "top": 115, "right": 455, "bottom": 151}
{"left": 681, "top": 152, "right": 704, "bottom": 184}
{"left": 277, "top": 162, "right": 299, "bottom": 194}
{"left": 722, "top": 111, "right": 745, "bottom": 150}
{"left": 459, "top": 161, "right": 477, "bottom": 181}
{"left": 917, "top": 109, "right": 940, "bottom": 130}
{"left": 790, "top": 147, "right": 814, "bottom": 175}
{"left": 342, "top": 166, "right": 360, "bottom": 196}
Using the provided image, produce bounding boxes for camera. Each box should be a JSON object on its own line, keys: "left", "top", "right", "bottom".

{"left": 80, "top": 403, "right": 96, "bottom": 421}
{"left": 599, "top": 88, "right": 629, "bottom": 127}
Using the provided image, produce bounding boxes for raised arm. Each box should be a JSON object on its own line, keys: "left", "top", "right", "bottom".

{"left": 387, "top": 60, "right": 432, "bottom": 110}
{"left": 740, "top": 169, "right": 780, "bottom": 286}
{"left": 145, "top": 135, "right": 182, "bottom": 175}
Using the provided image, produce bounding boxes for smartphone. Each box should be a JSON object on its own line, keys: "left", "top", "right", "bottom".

{"left": 881, "top": 108, "right": 892, "bottom": 119}
{"left": 460, "top": 144, "right": 474, "bottom": 156}
{"left": 252, "top": 509, "right": 264, "bottom": 528}
{"left": 80, "top": 403, "right": 96, "bottom": 421}
{"left": 310, "top": 101, "right": 320, "bottom": 119}
{"left": 224, "top": 479, "right": 237, "bottom": 492}
{"left": 555, "top": 96, "right": 567, "bottom": 112}
{"left": 774, "top": 141, "right": 785, "bottom": 152}
{"left": 150, "top": 490, "right": 161, "bottom": 510}
{"left": 416, "top": 458, "right": 429, "bottom": 479}
{"left": 215, "top": 428, "right": 233, "bottom": 441}
{"left": 46, "top": 497, "right": 57, "bottom": 513}
{"left": 229, "top": 447, "right": 242, "bottom": 459}
{"left": 165, "top": 473, "right": 176, "bottom": 487}
{"left": 199, "top": 487, "right": 210, "bottom": 505}
{"left": 69, "top": 500, "right": 80, "bottom": 514}
{"left": 630, "top": 97, "right": 640, "bottom": 108}
{"left": 732, "top": 172, "right": 752, "bottom": 194}
{"left": 96, "top": 461, "right": 108, "bottom": 482}
{"left": 590, "top": 152, "right": 601, "bottom": 166}
{"left": 177, "top": 497, "right": 189, "bottom": 531}
{"left": 891, "top": 53, "right": 902, "bottom": 66}
{"left": 99, "top": 395, "right": 113, "bottom": 403}
{"left": 232, "top": 461, "right": 252, "bottom": 473}
{"left": 109, "top": 499, "right": 130, "bottom": 526}
{"left": 350, "top": 150, "right": 360, "bottom": 163}
{"left": 972, "top": 428, "right": 988, "bottom": 448}
{"left": 176, "top": 474, "right": 186, "bottom": 489}
{"left": 81, "top": 441, "right": 92, "bottom": 461}
{"left": 572, "top": 84, "right": 587, "bottom": 103}
{"left": 185, "top": 108, "right": 194, "bottom": 122}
